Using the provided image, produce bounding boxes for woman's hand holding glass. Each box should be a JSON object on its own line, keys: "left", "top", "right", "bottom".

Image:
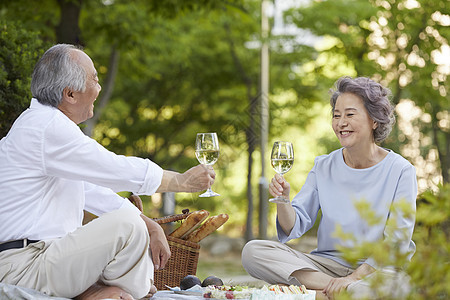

{"left": 269, "top": 141, "right": 294, "bottom": 203}
{"left": 269, "top": 173, "right": 291, "bottom": 203}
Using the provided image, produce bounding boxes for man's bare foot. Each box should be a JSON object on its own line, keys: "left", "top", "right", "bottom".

{"left": 75, "top": 282, "right": 134, "bottom": 300}
{"left": 143, "top": 284, "right": 157, "bottom": 298}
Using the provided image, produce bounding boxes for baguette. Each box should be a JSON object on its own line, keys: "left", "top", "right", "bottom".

{"left": 186, "top": 214, "right": 229, "bottom": 243}
{"left": 179, "top": 210, "right": 209, "bottom": 239}
{"left": 169, "top": 210, "right": 209, "bottom": 238}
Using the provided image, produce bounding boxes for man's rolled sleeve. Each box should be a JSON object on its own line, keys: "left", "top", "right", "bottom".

{"left": 136, "top": 159, "right": 163, "bottom": 195}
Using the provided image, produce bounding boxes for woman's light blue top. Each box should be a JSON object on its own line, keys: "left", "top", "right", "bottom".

{"left": 277, "top": 148, "right": 417, "bottom": 269}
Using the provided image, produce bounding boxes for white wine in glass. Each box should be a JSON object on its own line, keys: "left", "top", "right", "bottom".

{"left": 269, "top": 141, "right": 294, "bottom": 204}
{"left": 195, "top": 132, "right": 220, "bottom": 197}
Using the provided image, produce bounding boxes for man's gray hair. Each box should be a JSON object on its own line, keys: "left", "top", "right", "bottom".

{"left": 329, "top": 76, "right": 395, "bottom": 143}
{"left": 31, "top": 44, "right": 86, "bottom": 108}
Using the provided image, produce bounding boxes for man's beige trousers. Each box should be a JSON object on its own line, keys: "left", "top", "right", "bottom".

{"left": 0, "top": 207, "right": 153, "bottom": 299}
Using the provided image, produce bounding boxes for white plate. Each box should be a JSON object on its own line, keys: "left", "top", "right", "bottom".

{"left": 173, "top": 290, "right": 203, "bottom": 296}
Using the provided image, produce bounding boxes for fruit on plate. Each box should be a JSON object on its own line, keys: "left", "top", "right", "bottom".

{"left": 202, "top": 275, "right": 224, "bottom": 287}
{"left": 203, "top": 285, "right": 253, "bottom": 299}
{"left": 180, "top": 275, "right": 201, "bottom": 290}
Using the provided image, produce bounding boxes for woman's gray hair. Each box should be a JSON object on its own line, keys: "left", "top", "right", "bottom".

{"left": 31, "top": 44, "right": 86, "bottom": 108}
{"left": 329, "top": 76, "right": 395, "bottom": 143}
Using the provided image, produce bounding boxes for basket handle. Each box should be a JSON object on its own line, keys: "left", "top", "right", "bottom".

{"left": 127, "top": 194, "right": 191, "bottom": 224}
{"left": 128, "top": 194, "right": 144, "bottom": 212}
{"left": 153, "top": 209, "right": 191, "bottom": 224}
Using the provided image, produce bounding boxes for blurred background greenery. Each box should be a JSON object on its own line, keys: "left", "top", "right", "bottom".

{"left": 1, "top": 0, "right": 448, "bottom": 297}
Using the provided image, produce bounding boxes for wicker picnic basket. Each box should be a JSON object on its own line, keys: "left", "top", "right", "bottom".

{"left": 153, "top": 210, "right": 200, "bottom": 290}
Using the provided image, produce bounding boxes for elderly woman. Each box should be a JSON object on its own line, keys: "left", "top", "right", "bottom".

{"left": 242, "top": 77, "right": 417, "bottom": 299}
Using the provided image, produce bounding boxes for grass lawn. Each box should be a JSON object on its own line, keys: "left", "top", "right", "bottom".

{"left": 194, "top": 235, "right": 317, "bottom": 287}
{"left": 196, "top": 250, "right": 248, "bottom": 281}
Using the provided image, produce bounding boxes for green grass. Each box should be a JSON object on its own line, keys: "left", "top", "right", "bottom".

{"left": 196, "top": 250, "right": 248, "bottom": 281}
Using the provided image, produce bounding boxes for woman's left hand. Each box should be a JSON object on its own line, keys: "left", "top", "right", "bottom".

{"left": 322, "top": 276, "right": 358, "bottom": 299}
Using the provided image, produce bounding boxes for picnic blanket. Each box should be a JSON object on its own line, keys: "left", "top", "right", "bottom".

{"left": 0, "top": 282, "right": 203, "bottom": 300}
{"left": 151, "top": 290, "right": 203, "bottom": 299}
{"left": 0, "top": 283, "right": 70, "bottom": 300}
{"left": 0, "top": 283, "right": 318, "bottom": 300}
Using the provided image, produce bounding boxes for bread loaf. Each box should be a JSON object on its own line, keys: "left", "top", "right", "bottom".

{"left": 169, "top": 210, "right": 209, "bottom": 238}
{"left": 180, "top": 210, "right": 210, "bottom": 239}
{"left": 186, "top": 214, "right": 229, "bottom": 243}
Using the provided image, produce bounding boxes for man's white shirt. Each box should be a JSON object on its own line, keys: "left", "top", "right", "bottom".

{"left": 0, "top": 98, "right": 163, "bottom": 241}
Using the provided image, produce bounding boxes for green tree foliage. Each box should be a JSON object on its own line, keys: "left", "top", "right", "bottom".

{"left": 334, "top": 184, "right": 449, "bottom": 299}
{"left": 0, "top": 22, "right": 45, "bottom": 137}
{"left": 1, "top": 0, "right": 447, "bottom": 238}
{"left": 285, "top": 0, "right": 449, "bottom": 184}
{"left": 91, "top": 6, "right": 259, "bottom": 166}
{"left": 0, "top": 0, "right": 254, "bottom": 169}
{"left": 88, "top": 4, "right": 264, "bottom": 231}
{"left": 0, "top": 0, "right": 266, "bottom": 235}
{"left": 409, "top": 184, "right": 450, "bottom": 299}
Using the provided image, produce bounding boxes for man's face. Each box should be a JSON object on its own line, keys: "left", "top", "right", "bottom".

{"left": 72, "top": 50, "right": 101, "bottom": 123}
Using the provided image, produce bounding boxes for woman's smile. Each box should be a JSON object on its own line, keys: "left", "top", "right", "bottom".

{"left": 332, "top": 93, "right": 375, "bottom": 150}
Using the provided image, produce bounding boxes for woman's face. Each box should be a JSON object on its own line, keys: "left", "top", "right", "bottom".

{"left": 332, "top": 93, "right": 377, "bottom": 150}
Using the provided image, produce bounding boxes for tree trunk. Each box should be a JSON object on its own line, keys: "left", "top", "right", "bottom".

{"left": 245, "top": 96, "right": 258, "bottom": 241}
{"left": 245, "top": 148, "right": 254, "bottom": 241}
{"left": 82, "top": 46, "right": 120, "bottom": 136}
{"left": 55, "top": 0, "right": 120, "bottom": 138}
{"left": 443, "top": 134, "right": 450, "bottom": 184}
{"left": 431, "top": 107, "right": 450, "bottom": 184}
{"left": 224, "top": 23, "right": 256, "bottom": 241}
{"left": 162, "top": 192, "right": 176, "bottom": 234}
{"left": 56, "top": 0, "right": 83, "bottom": 45}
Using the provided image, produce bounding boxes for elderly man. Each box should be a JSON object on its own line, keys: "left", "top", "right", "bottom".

{"left": 0, "top": 44, "right": 215, "bottom": 300}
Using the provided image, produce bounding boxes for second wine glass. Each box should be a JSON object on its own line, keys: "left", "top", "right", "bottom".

{"left": 195, "top": 132, "right": 220, "bottom": 197}
{"left": 269, "top": 141, "right": 294, "bottom": 204}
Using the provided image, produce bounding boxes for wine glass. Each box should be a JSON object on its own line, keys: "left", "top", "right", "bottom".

{"left": 195, "top": 132, "right": 220, "bottom": 197}
{"left": 269, "top": 141, "right": 294, "bottom": 204}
